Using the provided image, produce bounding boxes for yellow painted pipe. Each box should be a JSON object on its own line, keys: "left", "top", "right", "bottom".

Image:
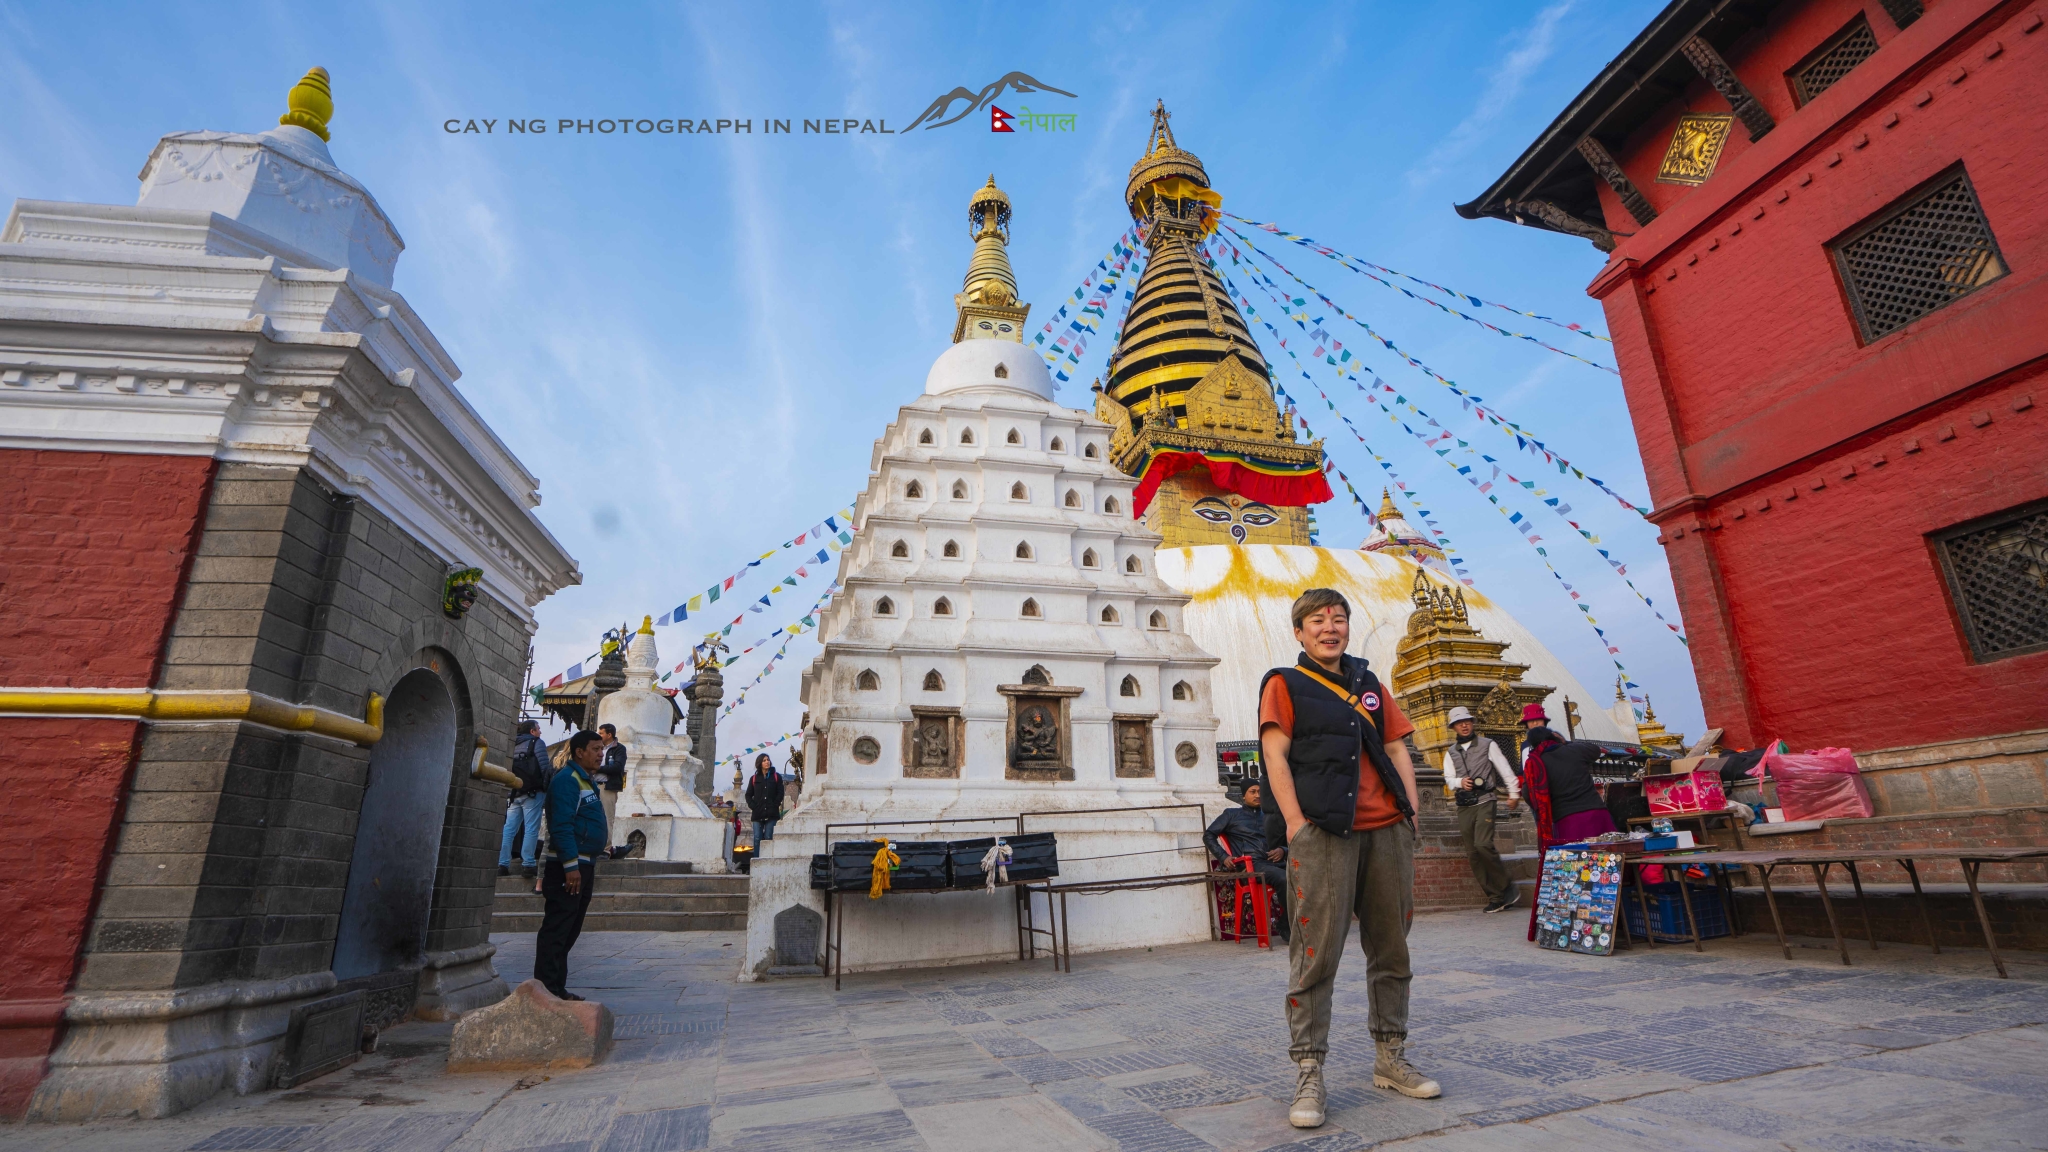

{"left": 470, "top": 736, "right": 522, "bottom": 789}
{"left": 0, "top": 688, "right": 384, "bottom": 747}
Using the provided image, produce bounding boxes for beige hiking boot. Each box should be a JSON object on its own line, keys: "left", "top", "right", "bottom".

{"left": 1373, "top": 1037, "right": 1442, "bottom": 1099}
{"left": 1289, "top": 1057, "right": 1327, "bottom": 1128}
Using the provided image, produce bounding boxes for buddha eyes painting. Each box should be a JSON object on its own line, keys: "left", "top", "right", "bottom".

{"left": 1192, "top": 496, "right": 1280, "bottom": 543}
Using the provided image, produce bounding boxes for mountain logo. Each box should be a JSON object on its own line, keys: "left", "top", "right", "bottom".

{"left": 904, "top": 71, "right": 1076, "bottom": 132}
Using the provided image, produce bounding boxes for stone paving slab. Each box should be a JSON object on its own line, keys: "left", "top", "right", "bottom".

{"left": 3, "top": 915, "right": 2046, "bottom": 1151}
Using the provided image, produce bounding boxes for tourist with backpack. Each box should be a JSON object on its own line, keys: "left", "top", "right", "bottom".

{"left": 499, "top": 719, "right": 551, "bottom": 879}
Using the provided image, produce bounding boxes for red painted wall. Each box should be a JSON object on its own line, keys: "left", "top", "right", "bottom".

{"left": 1586, "top": 0, "right": 2048, "bottom": 751}
{"left": 0, "top": 448, "right": 214, "bottom": 1116}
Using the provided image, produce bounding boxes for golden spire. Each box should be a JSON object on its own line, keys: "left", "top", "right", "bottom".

{"left": 279, "top": 67, "right": 334, "bottom": 142}
{"left": 1100, "top": 104, "right": 1325, "bottom": 548}
{"left": 638, "top": 615, "right": 655, "bottom": 636}
{"left": 954, "top": 175, "right": 1030, "bottom": 343}
{"left": 1377, "top": 488, "right": 1401, "bottom": 523}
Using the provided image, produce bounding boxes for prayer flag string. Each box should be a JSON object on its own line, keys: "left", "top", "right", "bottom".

{"left": 1205, "top": 246, "right": 1474, "bottom": 586}
{"left": 1224, "top": 213, "right": 1614, "bottom": 347}
{"left": 717, "top": 729, "right": 803, "bottom": 770}
{"left": 1213, "top": 252, "right": 1648, "bottom": 701}
{"left": 1217, "top": 224, "right": 1650, "bottom": 519}
{"left": 656, "top": 507, "right": 857, "bottom": 628}
{"left": 1212, "top": 238, "right": 1686, "bottom": 648}
{"left": 1032, "top": 227, "right": 1144, "bottom": 387}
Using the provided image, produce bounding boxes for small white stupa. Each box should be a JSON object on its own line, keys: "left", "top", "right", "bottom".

{"left": 741, "top": 178, "right": 1227, "bottom": 979}
{"left": 599, "top": 618, "right": 726, "bottom": 871}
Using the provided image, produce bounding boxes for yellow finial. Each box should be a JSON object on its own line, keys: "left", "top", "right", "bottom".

{"left": 280, "top": 67, "right": 334, "bottom": 142}
{"left": 639, "top": 615, "right": 654, "bottom": 635}
{"left": 1378, "top": 488, "right": 1401, "bottom": 523}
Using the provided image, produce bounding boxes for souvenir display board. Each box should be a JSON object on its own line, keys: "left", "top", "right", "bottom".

{"left": 1534, "top": 847, "right": 1624, "bottom": 955}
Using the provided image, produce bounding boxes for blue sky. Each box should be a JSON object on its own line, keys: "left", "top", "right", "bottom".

{"left": 1, "top": 0, "right": 1707, "bottom": 761}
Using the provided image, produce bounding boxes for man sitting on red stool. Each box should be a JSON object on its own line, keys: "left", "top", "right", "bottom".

{"left": 1203, "top": 782, "right": 1289, "bottom": 942}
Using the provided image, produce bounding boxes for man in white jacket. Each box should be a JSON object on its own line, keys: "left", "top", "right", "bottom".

{"left": 1441, "top": 707, "right": 1522, "bottom": 913}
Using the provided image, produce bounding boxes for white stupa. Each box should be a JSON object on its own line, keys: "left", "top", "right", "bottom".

{"left": 741, "top": 178, "right": 1227, "bottom": 979}
{"left": 600, "top": 618, "right": 726, "bottom": 870}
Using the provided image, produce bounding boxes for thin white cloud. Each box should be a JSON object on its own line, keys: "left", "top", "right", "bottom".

{"left": 1404, "top": 0, "right": 1577, "bottom": 190}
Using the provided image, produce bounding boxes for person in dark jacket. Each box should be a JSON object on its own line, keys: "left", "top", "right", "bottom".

{"left": 596, "top": 724, "right": 627, "bottom": 854}
{"left": 499, "top": 720, "right": 549, "bottom": 878}
{"left": 535, "top": 730, "right": 608, "bottom": 1000}
{"left": 744, "top": 753, "right": 786, "bottom": 842}
{"left": 1260, "top": 588, "right": 1438, "bottom": 1128}
{"left": 1520, "top": 726, "right": 1619, "bottom": 942}
{"left": 1205, "top": 782, "right": 1288, "bottom": 942}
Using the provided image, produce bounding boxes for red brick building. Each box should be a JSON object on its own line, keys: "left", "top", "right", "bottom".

{"left": 1459, "top": 0, "right": 2046, "bottom": 794}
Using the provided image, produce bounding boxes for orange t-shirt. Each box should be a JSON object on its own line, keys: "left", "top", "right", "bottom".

{"left": 1259, "top": 673, "right": 1414, "bottom": 831}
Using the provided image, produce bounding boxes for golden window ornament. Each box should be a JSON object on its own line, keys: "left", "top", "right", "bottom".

{"left": 1656, "top": 113, "right": 1734, "bottom": 186}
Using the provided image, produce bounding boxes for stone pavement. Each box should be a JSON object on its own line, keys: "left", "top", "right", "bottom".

{"left": 5, "top": 912, "right": 2046, "bottom": 1151}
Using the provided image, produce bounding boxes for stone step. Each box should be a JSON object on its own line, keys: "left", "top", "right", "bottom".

{"left": 492, "top": 909, "right": 748, "bottom": 933}
{"left": 492, "top": 892, "right": 750, "bottom": 914}
{"left": 493, "top": 874, "right": 746, "bottom": 895}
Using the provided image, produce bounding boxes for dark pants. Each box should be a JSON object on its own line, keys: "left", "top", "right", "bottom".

{"left": 1251, "top": 859, "right": 1290, "bottom": 939}
{"left": 534, "top": 859, "right": 595, "bottom": 996}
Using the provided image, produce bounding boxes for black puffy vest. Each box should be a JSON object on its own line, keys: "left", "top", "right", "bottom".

{"left": 1259, "top": 653, "right": 1412, "bottom": 836}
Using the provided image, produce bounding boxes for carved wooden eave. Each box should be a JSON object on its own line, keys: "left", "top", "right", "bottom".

{"left": 1455, "top": 0, "right": 1794, "bottom": 248}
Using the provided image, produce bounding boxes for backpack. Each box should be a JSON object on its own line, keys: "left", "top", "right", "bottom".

{"left": 512, "top": 735, "right": 551, "bottom": 795}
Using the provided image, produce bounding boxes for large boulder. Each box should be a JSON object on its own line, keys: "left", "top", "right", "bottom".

{"left": 445, "top": 980, "right": 613, "bottom": 1073}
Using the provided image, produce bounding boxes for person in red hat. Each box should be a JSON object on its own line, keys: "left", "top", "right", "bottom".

{"left": 1516, "top": 702, "right": 1551, "bottom": 766}
{"left": 1518, "top": 715, "right": 1619, "bottom": 940}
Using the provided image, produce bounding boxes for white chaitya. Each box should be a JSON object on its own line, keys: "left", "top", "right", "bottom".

{"left": 600, "top": 619, "right": 727, "bottom": 871}
{"left": 741, "top": 179, "right": 1228, "bottom": 977}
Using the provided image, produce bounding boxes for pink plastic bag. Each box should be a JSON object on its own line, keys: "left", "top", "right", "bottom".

{"left": 1644, "top": 769, "right": 1726, "bottom": 815}
{"left": 1758, "top": 744, "right": 1872, "bottom": 822}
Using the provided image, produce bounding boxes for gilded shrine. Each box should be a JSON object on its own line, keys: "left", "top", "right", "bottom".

{"left": 1390, "top": 568, "right": 1555, "bottom": 765}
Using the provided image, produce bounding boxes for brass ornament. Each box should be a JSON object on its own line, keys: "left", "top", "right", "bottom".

{"left": 1657, "top": 114, "right": 1734, "bottom": 186}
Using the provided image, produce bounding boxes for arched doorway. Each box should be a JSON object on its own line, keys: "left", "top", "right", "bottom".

{"left": 332, "top": 667, "right": 457, "bottom": 980}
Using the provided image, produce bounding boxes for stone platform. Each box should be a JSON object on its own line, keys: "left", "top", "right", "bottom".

{"left": 7, "top": 911, "right": 2044, "bottom": 1150}
{"left": 490, "top": 859, "right": 748, "bottom": 934}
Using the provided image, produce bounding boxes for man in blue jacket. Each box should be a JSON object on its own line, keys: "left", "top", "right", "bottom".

{"left": 535, "top": 729, "right": 608, "bottom": 1000}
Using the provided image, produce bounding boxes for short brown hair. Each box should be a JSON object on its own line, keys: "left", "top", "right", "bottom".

{"left": 1290, "top": 587, "right": 1350, "bottom": 631}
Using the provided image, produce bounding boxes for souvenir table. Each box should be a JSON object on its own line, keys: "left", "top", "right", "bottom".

{"left": 1636, "top": 846, "right": 2048, "bottom": 977}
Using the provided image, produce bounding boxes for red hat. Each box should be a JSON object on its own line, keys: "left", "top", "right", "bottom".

{"left": 1520, "top": 703, "right": 1550, "bottom": 723}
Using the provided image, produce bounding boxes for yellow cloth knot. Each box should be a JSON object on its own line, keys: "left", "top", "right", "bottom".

{"left": 868, "top": 838, "right": 900, "bottom": 899}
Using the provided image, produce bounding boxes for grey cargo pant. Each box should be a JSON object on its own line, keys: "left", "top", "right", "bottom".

{"left": 1457, "top": 797, "right": 1513, "bottom": 902}
{"left": 1284, "top": 820, "right": 1414, "bottom": 1060}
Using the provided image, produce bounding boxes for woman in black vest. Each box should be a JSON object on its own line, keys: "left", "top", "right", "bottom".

{"left": 1520, "top": 726, "right": 1618, "bottom": 940}
{"left": 1259, "top": 588, "right": 1439, "bottom": 1129}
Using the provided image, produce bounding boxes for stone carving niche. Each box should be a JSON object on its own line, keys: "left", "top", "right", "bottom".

{"left": 998, "top": 665, "right": 1082, "bottom": 781}
{"left": 1113, "top": 715, "right": 1155, "bottom": 778}
{"left": 903, "top": 707, "right": 964, "bottom": 779}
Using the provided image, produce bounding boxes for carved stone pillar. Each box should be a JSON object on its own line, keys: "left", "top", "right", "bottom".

{"left": 1680, "top": 36, "right": 1776, "bottom": 141}
{"left": 584, "top": 642, "right": 627, "bottom": 729}
{"left": 1576, "top": 137, "right": 1658, "bottom": 227}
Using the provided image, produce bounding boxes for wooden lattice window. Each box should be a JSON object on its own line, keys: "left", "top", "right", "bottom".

{"left": 1934, "top": 500, "right": 2048, "bottom": 662}
{"left": 1790, "top": 15, "right": 1879, "bottom": 106}
{"left": 1832, "top": 168, "right": 2006, "bottom": 343}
